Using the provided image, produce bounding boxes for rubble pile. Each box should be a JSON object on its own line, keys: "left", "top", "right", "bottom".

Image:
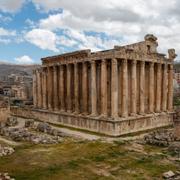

{"left": 144, "top": 129, "right": 176, "bottom": 147}
{"left": 0, "top": 173, "right": 15, "bottom": 180}
{"left": 5, "top": 117, "right": 18, "bottom": 127}
{"left": 0, "top": 127, "right": 63, "bottom": 144}
{"left": 0, "top": 145, "right": 14, "bottom": 157}
{"left": 168, "top": 142, "right": 180, "bottom": 155}
{"left": 0, "top": 118, "right": 65, "bottom": 144}
{"left": 36, "top": 122, "right": 66, "bottom": 137}
{"left": 0, "top": 118, "right": 17, "bottom": 129}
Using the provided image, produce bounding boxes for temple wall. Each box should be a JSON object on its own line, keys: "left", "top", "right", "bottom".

{"left": 21, "top": 34, "right": 177, "bottom": 136}
{"left": 10, "top": 107, "right": 173, "bottom": 136}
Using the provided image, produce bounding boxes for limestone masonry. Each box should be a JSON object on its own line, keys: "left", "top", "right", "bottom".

{"left": 11, "top": 34, "right": 177, "bottom": 136}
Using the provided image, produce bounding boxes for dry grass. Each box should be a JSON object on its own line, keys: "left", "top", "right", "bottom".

{"left": 0, "top": 139, "right": 179, "bottom": 180}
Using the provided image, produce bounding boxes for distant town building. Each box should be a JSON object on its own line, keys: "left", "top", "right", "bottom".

{"left": 0, "top": 74, "right": 33, "bottom": 102}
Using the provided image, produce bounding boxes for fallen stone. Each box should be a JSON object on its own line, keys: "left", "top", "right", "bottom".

{"left": 168, "top": 142, "right": 180, "bottom": 154}
{"left": 37, "top": 122, "right": 51, "bottom": 133}
{"left": 24, "top": 119, "right": 34, "bottom": 128}
{"left": 163, "top": 171, "right": 175, "bottom": 179}
{"left": 0, "top": 144, "right": 14, "bottom": 157}
{"left": 5, "top": 117, "right": 18, "bottom": 127}
{"left": 0, "top": 172, "right": 15, "bottom": 180}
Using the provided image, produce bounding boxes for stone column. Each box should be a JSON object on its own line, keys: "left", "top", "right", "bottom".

{"left": 131, "top": 60, "right": 137, "bottom": 115}
{"left": 47, "top": 66, "right": 53, "bottom": 110}
{"left": 42, "top": 68, "right": 48, "bottom": 109}
{"left": 149, "top": 62, "right": 154, "bottom": 113}
{"left": 139, "top": 61, "right": 145, "bottom": 114}
{"left": 53, "top": 65, "right": 59, "bottom": 111}
{"left": 162, "top": 63, "right": 167, "bottom": 111}
{"left": 74, "top": 63, "right": 79, "bottom": 114}
{"left": 82, "top": 62, "right": 88, "bottom": 114}
{"left": 101, "top": 59, "right": 108, "bottom": 117}
{"left": 111, "top": 58, "right": 118, "bottom": 118}
{"left": 66, "top": 64, "right": 72, "bottom": 112}
{"left": 122, "top": 59, "right": 128, "bottom": 117}
{"left": 91, "top": 61, "right": 97, "bottom": 116}
{"left": 59, "top": 65, "right": 65, "bottom": 111}
{"left": 37, "top": 69, "right": 42, "bottom": 108}
{"left": 155, "top": 63, "right": 162, "bottom": 112}
{"left": 33, "top": 70, "right": 37, "bottom": 108}
{"left": 167, "top": 64, "right": 173, "bottom": 111}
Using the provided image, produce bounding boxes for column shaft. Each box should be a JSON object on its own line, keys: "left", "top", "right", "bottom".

{"left": 167, "top": 64, "right": 173, "bottom": 111}
{"left": 131, "top": 60, "right": 137, "bottom": 115}
{"left": 59, "top": 65, "right": 65, "bottom": 111}
{"left": 162, "top": 64, "right": 167, "bottom": 111}
{"left": 155, "top": 63, "right": 162, "bottom": 112}
{"left": 91, "top": 61, "right": 97, "bottom": 115}
{"left": 66, "top": 64, "right": 72, "bottom": 112}
{"left": 82, "top": 62, "right": 88, "bottom": 114}
{"left": 139, "top": 61, "right": 145, "bottom": 114}
{"left": 33, "top": 70, "right": 37, "bottom": 108}
{"left": 122, "top": 59, "right": 128, "bottom": 117}
{"left": 47, "top": 66, "right": 53, "bottom": 110}
{"left": 53, "top": 66, "right": 58, "bottom": 111}
{"left": 37, "top": 69, "right": 42, "bottom": 108}
{"left": 74, "top": 63, "right": 79, "bottom": 113}
{"left": 149, "top": 63, "right": 154, "bottom": 113}
{"left": 101, "top": 59, "right": 108, "bottom": 116}
{"left": 111, "top": 58, "right": 118, "bottom": 118}
{"left": 42, "top": 69, "right": 48, "bottom": 109}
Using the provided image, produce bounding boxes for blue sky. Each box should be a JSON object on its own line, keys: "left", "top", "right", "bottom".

{"left": 0, "top": 0, "right": 179, "bottom": 64}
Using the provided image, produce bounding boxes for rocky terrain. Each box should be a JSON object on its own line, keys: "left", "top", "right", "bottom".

{"left": 0, "top": 144, "right": 14, "bottom": 157}
{"left": 0, "top": 117, "right": 179, "bottom": 179}
{"left": 0, "top": 118, "right": 66, "bottom": 144}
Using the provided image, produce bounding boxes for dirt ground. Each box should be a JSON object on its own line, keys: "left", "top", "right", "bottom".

{"left": 0, "top": 136, "right": 179, "bottom": 180}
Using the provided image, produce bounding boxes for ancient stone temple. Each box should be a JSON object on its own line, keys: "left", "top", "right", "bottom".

{"left": 11, "top": 34, "right": 177, "bottom": 136}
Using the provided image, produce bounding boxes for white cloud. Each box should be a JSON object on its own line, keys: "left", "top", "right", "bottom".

{"left": 32, "top": 0, "right": 180, "bottom": 57}
{"left": 0, "top": 15, "right": 12, "bottom": 23}
{"left": 0, "top": 0, "right": 179, "bottom": 58}
{"left": 0, "top": 0, "right": 25, "bottom": 13}
{"left": 15, "top": 55, "right": 34, "bottom": 64}
{"left": 0, "top": 27, "right": 16, "bottom": 36}
{"left": 0, "top": 38, "right": 11, "bottom": 44}
{"left": 25, "top": 19, "right": 36, "bottom": 28}
{"left": 63, "top": 29, "right": 120, "bottom": 51}
{"left": 56, "top": 36, "right": 77, "bottom": 47}
{"left": 25, "top": 28, "right": 59, "bottom": 52}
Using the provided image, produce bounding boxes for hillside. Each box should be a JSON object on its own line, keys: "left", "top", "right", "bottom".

{"left": 0, "top": 63, "right": 39, "bottom": 77}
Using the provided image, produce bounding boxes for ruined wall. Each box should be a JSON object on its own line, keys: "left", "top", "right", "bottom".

{"left": 0, "top": 107, "right": 9, "bottom": 122}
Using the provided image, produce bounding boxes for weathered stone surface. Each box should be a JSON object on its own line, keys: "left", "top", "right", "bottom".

{"left": 163, "top": 171, "right": 175, "bottom": 179}
{"left": 37, "top": 122, "right": 51, "bottom": 133}
{"left": 0, "top": 119, "right": 64, "bottom": 144}
{"left": 0, "top": 172, "right": 15, "bottom": 180}
{"left": 168, "top": 142, "right": 180, "bottom": 154}
{"left": 5, "top": 117, "right": 18, "bottom": 127}
{"left": 144, "top": 130, "right": 176, "bottom": 147}
{"left": 0, "top": 127, "right": 62, "bottom": 144}
{"left": 28, "top": 34, "right": 175, "bottom": 136}
{"left": 0, "top": 144, "right": 14, "bottom": 157}
{"left": 24, "top": 119, "right": 34, "bottom": 128}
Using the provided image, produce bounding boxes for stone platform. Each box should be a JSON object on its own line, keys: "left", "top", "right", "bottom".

{"left": 10, "top": 107, "right": 173, "bottom": 136}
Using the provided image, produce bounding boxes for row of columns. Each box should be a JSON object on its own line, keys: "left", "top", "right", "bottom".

{"left": 33, "top": 59, "right": 174, "bottom": 119}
